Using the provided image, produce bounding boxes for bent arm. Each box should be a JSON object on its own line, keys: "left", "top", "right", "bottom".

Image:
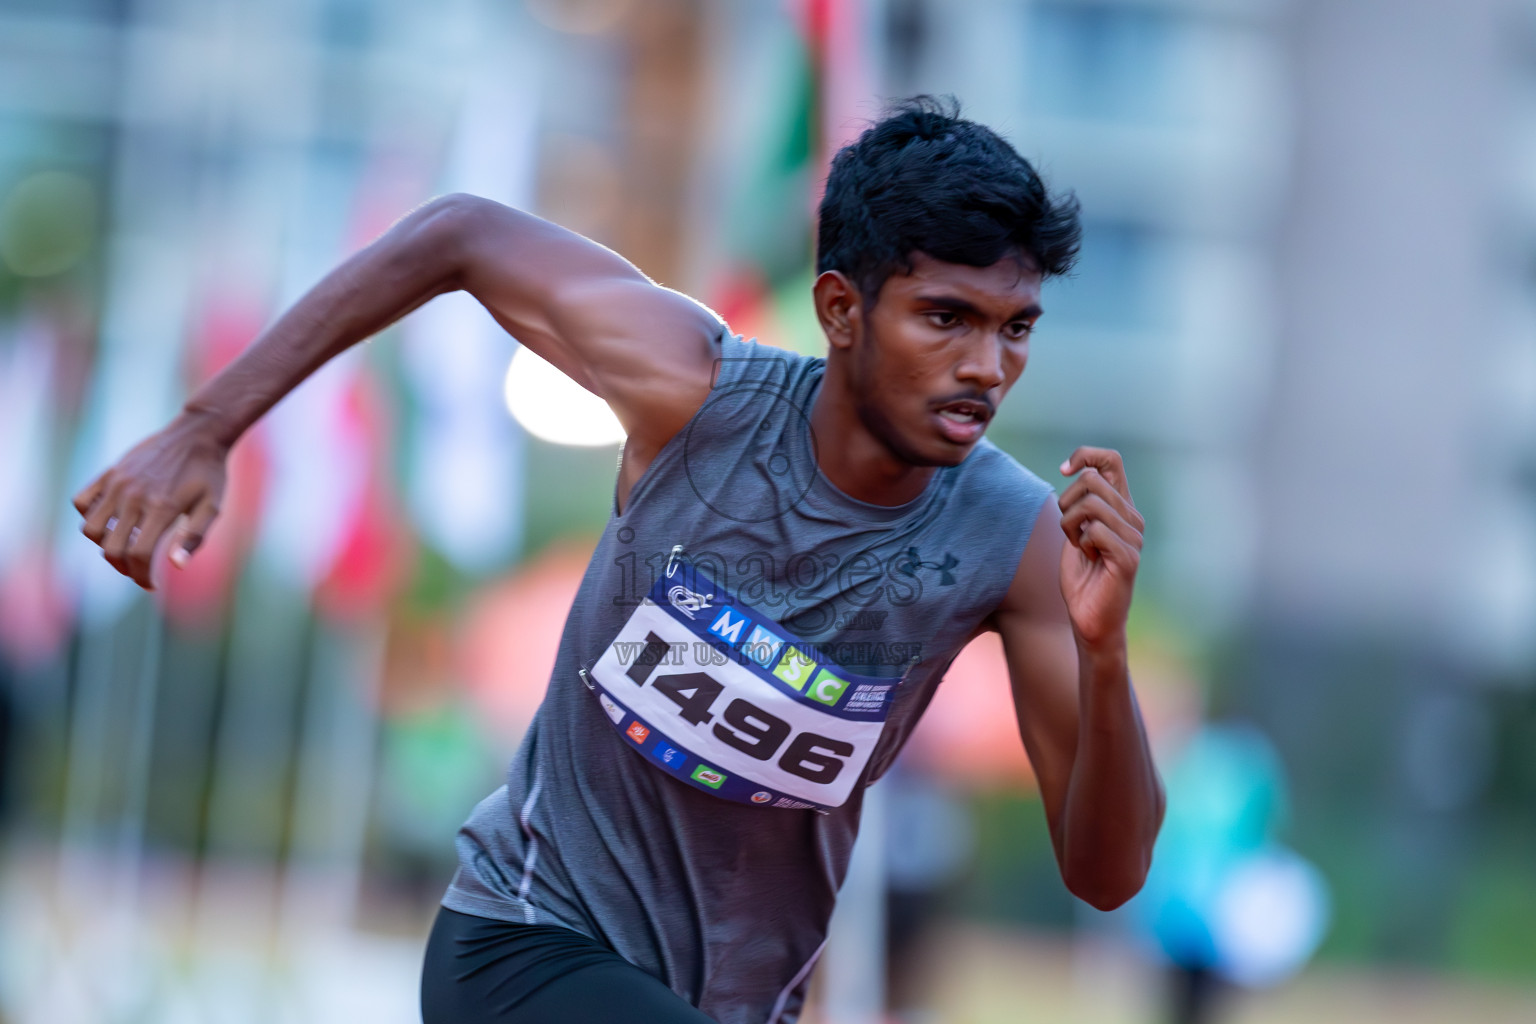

{"left": 74, "top": 193, "right": 721, "bottom": 587}
{"left": 990, "top": 499, "right": 1164, "bottom": 911}
{"left": 187, "top": 193, "right": 720, "bottom": 450}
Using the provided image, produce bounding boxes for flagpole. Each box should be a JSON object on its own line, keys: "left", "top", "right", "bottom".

{"left": 823, "top": 777, "right": 889, "bottom": 1024}
{"left": 815, "top": 1, "right": 889, "bottom": 1019}
{"left": 100, "top": 603, "right": 164, "bottom": 1019}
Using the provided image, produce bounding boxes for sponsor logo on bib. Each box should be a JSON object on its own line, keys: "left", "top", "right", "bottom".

{"left": 751, "top": 791, "right": 772, "bottom": 804}
{"left": 651, "top": 743, "right": 685, "bottom": 769}
{"left": 707, "top": 606, "right": 751, "bottom": 644}
{"left": 744, "top": 624, "right": 785, "bottom": 668}
{"left": 809, "top": 668, "right": 850, "bottom": 706}
{"left": 626, "top": 722, "right": 650, "bottom": 744}
{"left": 667, "top": 585, "right": 714, "bottom": 619}
{"left": 692, "top": 765, "right": 727, "bottom": 789}
{"left": 772, "top": 645, "right": 816, "bottom": 691}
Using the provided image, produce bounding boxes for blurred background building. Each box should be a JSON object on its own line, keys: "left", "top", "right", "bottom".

{"left": 2, "top": 0, "right": 1536, "bottom": 1021}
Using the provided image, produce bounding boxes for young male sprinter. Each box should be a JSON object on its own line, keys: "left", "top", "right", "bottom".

{"left": 74, "top": 98, "right": 1164, "bottom": 1023}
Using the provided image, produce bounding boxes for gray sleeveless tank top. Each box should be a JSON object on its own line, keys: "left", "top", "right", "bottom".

{"left": 442, "top": 331, "right": 1055, "bottom": 1023}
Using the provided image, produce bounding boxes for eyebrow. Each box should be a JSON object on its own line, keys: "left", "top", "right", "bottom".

{"left": 914, "top": 294, "right": 1043, "bottom": 321}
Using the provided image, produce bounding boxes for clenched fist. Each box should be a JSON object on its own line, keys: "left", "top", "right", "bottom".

{"left": 72, "top": 411, "right": 229, "bottom": 590}
{"left": 1057, "top": 446, "right": 1144, "bottom": 649}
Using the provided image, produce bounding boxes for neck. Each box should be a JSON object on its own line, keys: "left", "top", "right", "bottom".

{"left": 809, "top": 359, "right": 937, "bottom": 507}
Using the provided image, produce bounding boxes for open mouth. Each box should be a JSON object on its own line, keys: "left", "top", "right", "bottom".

{"left": 937, "top": 407, "right": 986, "bottom": 426}
{"left": 931, "top": 398, "right": 993, "bottom": 444}
{"left": 934, "top": 399, "right": 992, "bottom": 426}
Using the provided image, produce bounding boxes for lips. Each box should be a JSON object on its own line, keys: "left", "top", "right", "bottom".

{"left": 932, "top": 398, "right": 992, "bottom": 445}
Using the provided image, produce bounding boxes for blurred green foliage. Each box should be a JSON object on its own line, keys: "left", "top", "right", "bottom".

{"left": 0, "top": 170, "right": 97, "bottom": 279}
{"left": 959, "top": 789, "right": 1076, "bottom": 929}
{"left": 519, "top": 437, "right": 619, "bottom": 556}
{"left": 1447, "top": 825, "right": 1536, "bottom": 979}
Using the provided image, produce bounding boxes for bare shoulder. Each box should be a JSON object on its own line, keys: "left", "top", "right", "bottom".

{"left": 990, "top": 497, "right": 1070, "bottom": 629}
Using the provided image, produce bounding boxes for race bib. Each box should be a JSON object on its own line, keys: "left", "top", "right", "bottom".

{"left": 585, "top": 557, "right": 900, "bottom": 810}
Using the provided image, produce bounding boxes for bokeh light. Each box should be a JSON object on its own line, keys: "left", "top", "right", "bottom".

{"left": 0, "top": 171, "right": 96, "bottom": 278}
{"left": 503, "top": 343, "right": 626, "bottom": 447}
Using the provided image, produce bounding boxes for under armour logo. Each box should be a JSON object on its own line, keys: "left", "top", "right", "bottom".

{"left": 896, "top": 547, "right": 959, "bottom": 587}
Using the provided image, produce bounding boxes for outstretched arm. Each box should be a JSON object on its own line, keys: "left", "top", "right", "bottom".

{"left": 73, "top": 193, "right": 722, "bottom": 588}
{"left": 988, "top": 447, "right": 1164, "bottom": 911}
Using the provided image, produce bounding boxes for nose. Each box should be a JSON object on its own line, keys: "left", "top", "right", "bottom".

{"left": 955, "top": 334, "right": 1006, "bottom": 391}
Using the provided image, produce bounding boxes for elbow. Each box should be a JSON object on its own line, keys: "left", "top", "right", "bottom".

{"left": 1061, "top": 775, "right": 1166, "bottom": 912}
{"left": 1069, "top": 877, "right": 1145, "bottom": 913}
{"left": 417, "top": 192, "right": 484, "bottom": 242}
{"left": 1063, "top": 852, "right": 1153, "bottom": 912}
{"left": 425, "top": 191, "right": 487, "bottom": 219}
{"left": 416, "top": 191, "right": 505, "bottom": 245}
{"left": 397, "top": 193, "right": 500, "bottom": 284}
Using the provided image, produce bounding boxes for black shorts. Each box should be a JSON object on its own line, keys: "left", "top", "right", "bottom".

{"left": 420, "top": 907, "right": 718, "bottom": 1024}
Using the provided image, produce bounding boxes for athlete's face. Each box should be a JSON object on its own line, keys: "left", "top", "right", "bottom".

{"left": 834, "top": 251, "right": 1043, "bottom": 467}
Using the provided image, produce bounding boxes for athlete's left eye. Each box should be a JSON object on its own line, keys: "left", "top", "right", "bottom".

{"left": 1005, "top": 321, "right": 1035, "bottom": 340}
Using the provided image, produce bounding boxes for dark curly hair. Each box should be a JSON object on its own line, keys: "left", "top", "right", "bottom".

{"left": 816, "top": 96, "right": 1081, "bottom": 303}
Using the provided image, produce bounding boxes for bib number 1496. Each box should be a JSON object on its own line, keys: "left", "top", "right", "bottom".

{"left": 624, "top": 632, "right": 852, "bottom": 784}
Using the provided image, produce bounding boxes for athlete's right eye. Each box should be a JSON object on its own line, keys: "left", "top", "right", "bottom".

{"left": 924, "top": 310, "right": 959, "bottom": 329}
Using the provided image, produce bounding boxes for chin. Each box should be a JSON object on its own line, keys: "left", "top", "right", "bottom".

{"left": 857, "top": 397, "right": 981, "bottom": 468}
{"left": 929, "top": 440, "right": 981, "bottom": 467}
{"left": 894, "top": 432, "right": 981, "bottom": 468}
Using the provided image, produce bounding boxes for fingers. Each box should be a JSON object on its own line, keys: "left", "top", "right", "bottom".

{"left": 1058, "top": 446, "right": 1143, "bottom": 572}
{"left": 1060, "top": 446, "right": 1132, "bottom": 501}
{"left": 123, "top": 502, "right": 181, "bottom": 589}
{"left": 1058, "top": 468, "right": 1145, "bottom": 535}
{"left": 72, "top": 418, "right": 230, "bottom": 590}
{"left": 169, "top": 496, "right": 221, "bottom": 569}
{"left": 1059, "top": 492, "right": 1143, "bottom": 553}
{"left": 99, "top": 500, "right": 143, "bottom": 578}
{"left": 1059, "top": 446, "right": 1144, "bottom": 561}
{"left": 75, "top": 470, "right": 220, "bottom": 587}
{"left": 72, "top": 474, "right": 106, "bottom": 518}
{"left": 79, "top": 475, "right": 118, "bottom": 544}
{"left": 1075, "top": 519, "right": 1141, "bottom": 573}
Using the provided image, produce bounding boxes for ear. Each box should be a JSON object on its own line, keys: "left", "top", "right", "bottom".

{"left": 812, "top": 270, "right": 862, "bottom": 352}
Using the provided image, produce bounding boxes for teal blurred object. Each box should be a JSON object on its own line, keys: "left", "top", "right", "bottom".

{"left": 1132, "top": 723, "right": 1330, "bottom": 989}
{"left": 377, "top": 699, "right": 499, "bottom": 855}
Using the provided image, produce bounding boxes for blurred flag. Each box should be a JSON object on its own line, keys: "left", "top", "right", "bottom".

{"left": 805, "top": 0, "right": 878, "bottom": 159}
{"left": 455, "top": 541, "right": 594, "bottom": 743}
{"left": 253, "top": 348, "right": 408, "bottom": 621}
{"left": 707, "top": 2, "right": 817, "bottom": 350}
{"left": 57, "top": 228, "right": 195, "bottom": 626}
{"left": 0, "top": 316, "right": 71, "bottom": 665}
{"left": 902, "top": 631, "right": 1038, "bottom": 789}
{"left": 158, "top": 296, "right": 270, "bottom": 628}
{"left": 312, "top": 373, "right": 409, "bottom": 622}
{"left": 397, "top": 38, "right": 542, "bottom": 578}
{"left": 708, "top": 0, "right": 876, "bottom": 356}
{"left": 252, "top": 352, "right": 371, "bottom": 593}
{"left": 248, "top": 136, "right": 417, "bottom": 619}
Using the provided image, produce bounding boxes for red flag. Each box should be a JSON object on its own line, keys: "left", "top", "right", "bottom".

{"left": 313, "top": 372, "right": 410, "bottom": 623}
{"left": 159, "top": 297, "right": 270, "bottom": 628}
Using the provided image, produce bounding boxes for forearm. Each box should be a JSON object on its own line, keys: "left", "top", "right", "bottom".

{"left": 182, "top": 196, "right": 467, "bottom": 447}
{"left": 1058, "top": 637, "right": 1164, "bottom": 910}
